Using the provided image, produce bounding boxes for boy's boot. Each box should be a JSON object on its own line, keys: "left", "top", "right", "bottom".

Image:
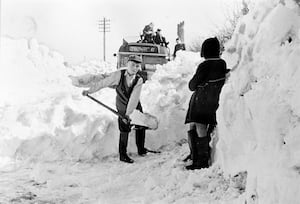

{"left": 119, "top": 132, "right": 134, "bottom": 163}
{"left": 136, "top": 128, "right": 147, "bottom": 156}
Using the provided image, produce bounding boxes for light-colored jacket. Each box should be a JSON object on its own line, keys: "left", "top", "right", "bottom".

{"left": 87, "top": 68, "right": 143, "bottom": 116}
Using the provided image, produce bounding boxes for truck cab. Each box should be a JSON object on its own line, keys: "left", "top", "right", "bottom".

{"left": 117, "top": 39, "right": 170, "bottom": 80}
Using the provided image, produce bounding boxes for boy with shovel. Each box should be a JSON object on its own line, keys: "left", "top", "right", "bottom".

{"left": 81, "top": 55, "right": 154, "bottom": 163}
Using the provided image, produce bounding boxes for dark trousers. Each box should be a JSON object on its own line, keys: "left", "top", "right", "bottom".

{"left": 118, "top": 117, "right": 146, "bottom": 156}
{"left": 119, "top": 129, "right": 146, "bottom": 156}
{"left": 135, "top": 127, "right": 146, "bottom": 154}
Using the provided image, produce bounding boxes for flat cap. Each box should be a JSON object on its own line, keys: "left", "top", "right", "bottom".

{"left": 128, "top": 55, "right": 142, "bottom": 63}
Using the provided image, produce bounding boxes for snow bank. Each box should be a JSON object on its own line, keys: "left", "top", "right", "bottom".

{"left": 0, "top": 37, "right": 200, "bottom": 166}
{"left": 139, "top": 51, "right": 200, "bottom": 149}
{"left": 217, "top": 0, "right": 300, "bottom": 203}
{"left": 0, "top": 37, "right": 120, "bottom": 165}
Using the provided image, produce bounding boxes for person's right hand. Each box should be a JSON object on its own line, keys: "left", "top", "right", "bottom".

{"left": 82, "top": 90, "right": 90, "bottom": 96}
{"left": 122, "top": 115, "right": 131, "bottom": 125}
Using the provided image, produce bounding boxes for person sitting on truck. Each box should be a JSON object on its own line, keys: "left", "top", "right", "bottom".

{"left": 154, "top": 29, "right": 169, "bottom": 47}
{"left": 142, "top": 34, "right": 154, "bottom": 43}
{"left": 141, "top": 22, "right": 155, "bottom": 43}
{"left": 143, "top": 22, "right": 154, "bottom": 34}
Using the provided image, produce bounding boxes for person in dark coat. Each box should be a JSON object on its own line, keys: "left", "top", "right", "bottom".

{"left": 184, "top": 37, "right": 229, "bottom": 170}
{"left": 154, "top": 29, "right": 169, "bottom": 47}
{"left": 173, "top": 38, "right": 186, "bottom": 58}
{"left": 82, "top": 55, "right": 150, "bottom": 164}
{"left": 142, "top": 33, "right": 155, "bottom": 43}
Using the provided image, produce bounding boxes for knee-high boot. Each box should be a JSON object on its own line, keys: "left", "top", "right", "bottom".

{"left": 119, "top": 132, "right": 134, "bottom": 163}
{"left": 183, "top": 129, "right": 197, "bottom": 162}
{"left": 136, "top": 128, "right": 147, "bottom": 155}
{"left": 186, "top": 136, "right": 210, "bottom": 170}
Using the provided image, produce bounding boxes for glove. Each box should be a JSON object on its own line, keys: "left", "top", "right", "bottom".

{"left": 82, "top": 90, "right": 90, "bottom": 96}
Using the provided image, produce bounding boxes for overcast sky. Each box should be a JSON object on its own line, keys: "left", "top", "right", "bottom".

{"left": 1, "top": 0, "right": 242, "bottom": 64}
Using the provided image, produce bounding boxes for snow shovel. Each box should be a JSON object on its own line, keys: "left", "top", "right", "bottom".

{"left": 85, "top": 93, "right": 131, "bottom": 125}
{"left": 85, "top": 94, "right": 156, "bottom": 130}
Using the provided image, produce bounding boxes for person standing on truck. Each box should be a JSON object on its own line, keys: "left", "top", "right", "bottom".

{"left": 82, "top": 55, "right": 150, "bottom": 164}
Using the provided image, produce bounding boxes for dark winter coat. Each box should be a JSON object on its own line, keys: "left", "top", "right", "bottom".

{"left": 142, "top": 33, "right": 154, "bottom": 43}
{"left": 173, "top": 43, "right": 186, "bottom": 57}
{"left": 154, "top": 32, "right": 163, "bottom": 44}
{"left": 185, "top": 59, "right": 227, "bottom": 125}
{"left": 154, "top": 32, "right": 168, "bottom": 47}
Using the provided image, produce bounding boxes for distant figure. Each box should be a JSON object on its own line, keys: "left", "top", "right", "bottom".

{"left": 143, "top": 22, "right": 154, "bottom": 35}
{"left": 154, "top": 29, "right": 169, "bottom": 47}
{"left": 173, "top": 38, "right": 186, "bottom": 58}
{"left": 141, "top": 22, "right": 154, "bottom": 43}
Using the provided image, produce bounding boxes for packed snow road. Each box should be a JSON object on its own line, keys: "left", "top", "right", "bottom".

{"left": 0, "top": 144, "right": 245, "bottom": 204}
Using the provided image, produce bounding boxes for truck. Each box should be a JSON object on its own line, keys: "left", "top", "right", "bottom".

{"left": 116, "top": 38, "right": 170, "bottom": 80}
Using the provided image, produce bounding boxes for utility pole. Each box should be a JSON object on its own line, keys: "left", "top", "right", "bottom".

{"left": 0, "top": 0, "right": 1, "bottom": 33}
{"left": 98, "top": 17, "right": 110, "bottom": 61}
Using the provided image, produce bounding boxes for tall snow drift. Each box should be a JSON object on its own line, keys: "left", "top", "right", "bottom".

{"left": 217, "top": 0, "right": 300, "bottom": 203}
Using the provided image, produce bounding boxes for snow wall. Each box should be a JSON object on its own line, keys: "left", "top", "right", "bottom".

{"left": 216, "top": 0, "right": 300, "bottom": 203}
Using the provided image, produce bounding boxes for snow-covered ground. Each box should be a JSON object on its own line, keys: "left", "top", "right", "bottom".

{"left": 0, "top": 145, "right": 246, "bottom": 204}
{"left": 1, "top": 0, "right": 300, "bottom": 203}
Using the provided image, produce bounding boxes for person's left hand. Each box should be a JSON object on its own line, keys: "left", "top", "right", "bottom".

{"left": 82, "top": 90, "right": 90, "bottom": 96}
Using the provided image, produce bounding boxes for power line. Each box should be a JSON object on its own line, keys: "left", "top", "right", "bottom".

{"left": 98, "top": 17, "right": 110, "bottom": 61}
